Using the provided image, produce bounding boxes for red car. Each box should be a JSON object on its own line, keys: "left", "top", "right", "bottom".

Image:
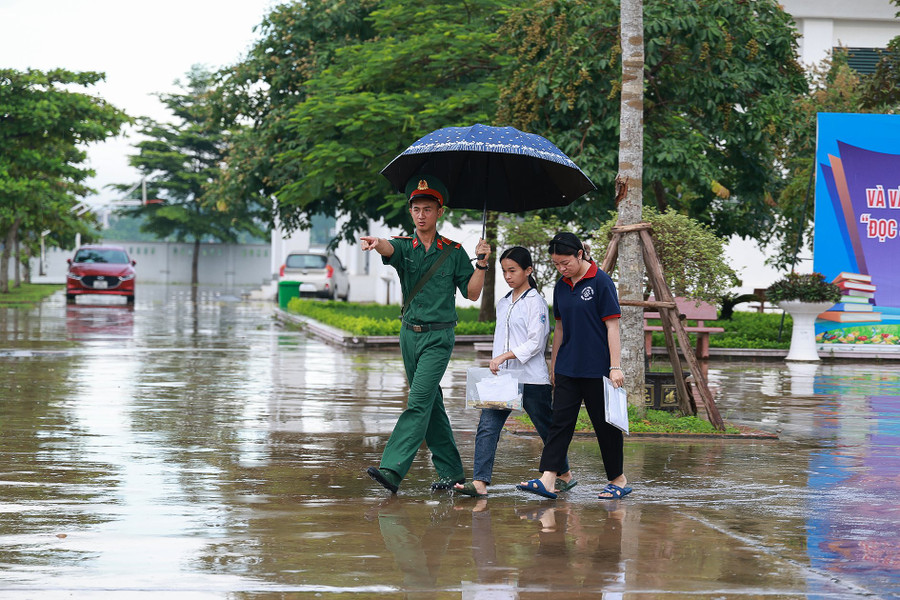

{"left": 66, "top": 245, "right": 136, "bottom": 304}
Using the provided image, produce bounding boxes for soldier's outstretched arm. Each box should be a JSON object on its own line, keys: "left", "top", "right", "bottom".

{"left": 360, "top": 236, "right": 395, "bottom": 258}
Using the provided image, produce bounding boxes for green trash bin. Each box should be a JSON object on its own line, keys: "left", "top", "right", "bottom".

{"left": 278, "top": 280, "right": 301, "bottom": 309}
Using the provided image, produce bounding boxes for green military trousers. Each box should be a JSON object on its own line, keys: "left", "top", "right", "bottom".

{"left": 379, "top": 326, "right": 465, "bottom": 484}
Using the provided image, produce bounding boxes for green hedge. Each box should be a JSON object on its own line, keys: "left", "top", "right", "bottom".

{"left": 287, "top": 300, "right": 792, "bottom": 347}
{"left": 648, "top": 311, "right": 791, "bottom": 349}
{"left": 286, "top": 299, "right": 495, "bottom": 335}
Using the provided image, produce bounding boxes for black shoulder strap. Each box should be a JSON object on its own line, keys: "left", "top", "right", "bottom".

{"left": 401, "top": 244, "right": 455, "bottom": 318}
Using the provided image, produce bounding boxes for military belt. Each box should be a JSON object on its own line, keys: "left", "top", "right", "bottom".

{"left": 402, "top": 321, "right": 457, "bottom": 333}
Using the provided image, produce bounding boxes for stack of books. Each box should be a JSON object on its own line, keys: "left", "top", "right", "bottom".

{"left": 819, "top": 272, "right": 882, "bottom": 323}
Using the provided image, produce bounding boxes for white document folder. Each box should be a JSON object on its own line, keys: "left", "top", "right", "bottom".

{"left": 603, "top": 376, "right": 629, "bottom": 434}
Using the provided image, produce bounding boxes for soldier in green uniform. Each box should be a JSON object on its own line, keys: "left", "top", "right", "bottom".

{"left": 360, "top": 177, "right": 491, "bottom": 494}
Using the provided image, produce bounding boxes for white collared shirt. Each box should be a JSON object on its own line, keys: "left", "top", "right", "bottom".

{"left": 492, "top": 287, "right": 551, "bottom": 385}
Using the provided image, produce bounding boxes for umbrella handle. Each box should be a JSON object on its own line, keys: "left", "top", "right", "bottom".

{"left": 477, "top": 207, "right": 487, "bottom": 261}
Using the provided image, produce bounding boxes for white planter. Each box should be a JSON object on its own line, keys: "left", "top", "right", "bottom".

{"left": 778, "top": 300, "right": 834, "bottom": 361}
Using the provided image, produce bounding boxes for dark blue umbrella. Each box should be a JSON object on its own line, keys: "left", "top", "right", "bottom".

{"left": 381, "top": 124, "right": 596, "bottom": 224}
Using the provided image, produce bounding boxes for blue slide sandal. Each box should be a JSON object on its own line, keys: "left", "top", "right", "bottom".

{"left": 516, "top": 478, "right": 558, "bottom": 499}
{"left": 598, "top": 483, "right": 633, "bottom": 499}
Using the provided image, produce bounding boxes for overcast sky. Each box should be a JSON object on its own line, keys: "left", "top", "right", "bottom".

{"left": 1, "top": 0, "right": 275, "bottom": 206}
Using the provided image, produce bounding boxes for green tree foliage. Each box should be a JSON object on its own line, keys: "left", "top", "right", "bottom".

{"left": 119, "top": 66, "right": 267, "bottom": 285}
{"left": 762, "top": 55, "right": 867, "bottom": 270}
{"left": 0, "top": 69, "right": 128, "bottom": 292}
{"left": 768, "top": 0, "right": 899, "bottom": 271}
{"left": 217, "top": 0, "right": 510, "bottom": 241}
{"left": 213, "top": 0, "right": 380, "bottom": 234}
{"left": 861, "top": 0, "right": 900, "bottom": 111}
{"left": 497, "top": 0, "right": 808, "bottom": 241}
{"left": 594, "top": 208, "right": 739, "bottom": 304}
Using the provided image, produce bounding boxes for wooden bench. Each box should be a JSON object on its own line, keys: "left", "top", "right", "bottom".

{"left": 751, "top": 288, "right": 770, "bottom": 313}
{"left": 644, "top": 297, "right": 724, "bottom": 360}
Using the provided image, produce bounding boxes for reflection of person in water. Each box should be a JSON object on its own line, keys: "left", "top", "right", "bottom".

{"left": 516, "top": 504, "right": 626, "bottom": 596}
{"left": 371, "top": 496, "right": 459, "bottom": 597}
{"left": 462, "top": 500, "right": 518, "bottom": 598}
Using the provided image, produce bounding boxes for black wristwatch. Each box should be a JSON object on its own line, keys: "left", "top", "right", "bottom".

{"left": 475, "top": 262, "right": 488, "bottom": 270}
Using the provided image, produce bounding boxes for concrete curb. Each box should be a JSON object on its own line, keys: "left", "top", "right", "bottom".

{"left": 504, "top": 424, "right": 779, "bottom": 440}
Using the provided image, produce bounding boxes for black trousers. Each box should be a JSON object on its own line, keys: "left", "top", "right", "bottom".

{"left": 539, "top": 373, "right": 624, "bottom": 481}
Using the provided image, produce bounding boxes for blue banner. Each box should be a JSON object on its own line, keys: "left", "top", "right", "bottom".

{"left": 814, "top": 113, "right": 900, "bottom": 347}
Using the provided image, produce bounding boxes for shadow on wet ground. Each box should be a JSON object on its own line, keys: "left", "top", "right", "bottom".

{"left": 0, "top": 285, "right": 898, "bottom": 598}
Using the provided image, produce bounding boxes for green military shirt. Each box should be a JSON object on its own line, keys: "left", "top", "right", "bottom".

{"left": 384, "top": 232, "right": 475, "bottom": 324}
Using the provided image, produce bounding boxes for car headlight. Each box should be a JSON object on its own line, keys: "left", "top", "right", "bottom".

{"left": 67, "top": 273, "right": 82, "bottom": 280}
{"left": 119, "top": 274, "right": 135, "bottom": 281}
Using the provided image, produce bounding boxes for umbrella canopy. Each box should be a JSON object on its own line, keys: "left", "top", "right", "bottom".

{"left": 381, "top": 124, "right": 596, "bottom": 213}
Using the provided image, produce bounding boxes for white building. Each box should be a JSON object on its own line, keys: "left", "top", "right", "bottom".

{"left": 783, "top": 0, "right": 899, "bottom": 67}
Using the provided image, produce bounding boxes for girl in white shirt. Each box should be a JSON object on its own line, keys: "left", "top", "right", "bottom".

{"left": 455, "top": 247, "right": 574, "bottom": 498}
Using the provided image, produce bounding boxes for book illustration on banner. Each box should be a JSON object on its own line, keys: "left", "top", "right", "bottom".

{"left": 836, "top": 280, "right": 876, "bottom": 293}
{"left": 829, "top": 303, "right": 874, "bottom": 312}
{"left": 833, "top": 271, "right": 872, "bottom": 284}
{"left": 818, "top": 272, "right": 882, "bottom": 323}
{"left": 839, "top": 294, "right": 872, "bottom": 303}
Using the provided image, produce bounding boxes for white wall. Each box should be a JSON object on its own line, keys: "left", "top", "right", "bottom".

{"left": 782, "top": 0, "right": 900, "bottom": 65}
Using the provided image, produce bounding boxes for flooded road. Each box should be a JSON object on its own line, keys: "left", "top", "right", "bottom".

{"left": 1, "top": 285, "right": 898, "bottom": 599}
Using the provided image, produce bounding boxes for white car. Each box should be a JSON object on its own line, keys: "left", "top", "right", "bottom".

{"left": 279, "top": 251, "right": 350, "bottom": 301}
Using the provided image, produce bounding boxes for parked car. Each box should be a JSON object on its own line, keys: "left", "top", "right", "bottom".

{"left": 66, "top": 245, "right": 136, "bottom": 304}
{"left": 279, "top": 251, "right": 350, "bottom": 301}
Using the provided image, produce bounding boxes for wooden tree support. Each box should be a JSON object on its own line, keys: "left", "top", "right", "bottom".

{"left": 601, "top": 223, "right": 725, "bottom": 431}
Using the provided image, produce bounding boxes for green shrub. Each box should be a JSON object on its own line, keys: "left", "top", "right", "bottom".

{"left": 286, "top": 300, "right": 494, "bottom": 335}
{"left": 594, "top": 208, "right": 739, "bottom": 304}
{"left": 767, "top": 272, "right": 841, "bottom": 303}
{"left": 287, "top": 299, "right": 795, "bottom": 348}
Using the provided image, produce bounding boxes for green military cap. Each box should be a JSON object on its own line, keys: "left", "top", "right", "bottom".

{"left": 405, "top": 175, "right": 448, "bottom": 207}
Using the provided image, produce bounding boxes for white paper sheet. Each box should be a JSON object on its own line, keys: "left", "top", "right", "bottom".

{"left": 604, "top": 376, "right": 629, "bottom": 434}
{"left": 475, "top": 373, "right": 519, "bottom": 404}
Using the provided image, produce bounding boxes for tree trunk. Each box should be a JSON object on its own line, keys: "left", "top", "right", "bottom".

{"left": 0, "top": 218, "right": 23, "bottom": 294}
{"left": 617, "top": 0, "right": 646, "bottom": 410}
{"left": 192, "top": 238, "right": 201, "bottom": 287}
{"left": 13, "top": 232, "right": 20, "bottom": 288}
{"left": 478, "top": 211, "right": 497, "bottom": 322}
{"left": 22, "top": 246, "right": 32, "bottom": 284}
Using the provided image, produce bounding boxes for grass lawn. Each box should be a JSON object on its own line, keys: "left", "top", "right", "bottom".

{"left": 0, "top": 283, "right": 62, "bottom": 306}
{"left": 512, "top": 405, "right": 742, "bottom": 435}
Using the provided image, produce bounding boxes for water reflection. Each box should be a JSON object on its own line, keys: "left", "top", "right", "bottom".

{"left": 0, "top": 287, "right": 898, "bottom": 597}
{"left": 65, "top": 303, "right": 134, "bottom": 341}
{"left": 805, "top": 369, "right": 900, "bottom": 597}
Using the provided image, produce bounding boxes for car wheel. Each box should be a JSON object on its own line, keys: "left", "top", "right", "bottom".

{"left": 66, "top": 294, "right": 76, "bottom": 304}
{"left": 126, "top": 294, "right": 135, "bottom": 304}
{"left": 341, "top": 285, "right": 350, "bottom": 302}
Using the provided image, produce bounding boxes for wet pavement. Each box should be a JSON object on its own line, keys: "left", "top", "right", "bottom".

{"left": 1, "top": 284, "right": 898, "bottom": 599}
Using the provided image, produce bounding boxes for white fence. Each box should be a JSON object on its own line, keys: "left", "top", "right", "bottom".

{"left": 27, "top": 240, "right": 274, "bottom": 288}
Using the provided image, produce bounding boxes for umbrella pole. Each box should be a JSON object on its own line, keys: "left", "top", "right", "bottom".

{"left": 478, "top": 206, "right": 487, "bottom": 260}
